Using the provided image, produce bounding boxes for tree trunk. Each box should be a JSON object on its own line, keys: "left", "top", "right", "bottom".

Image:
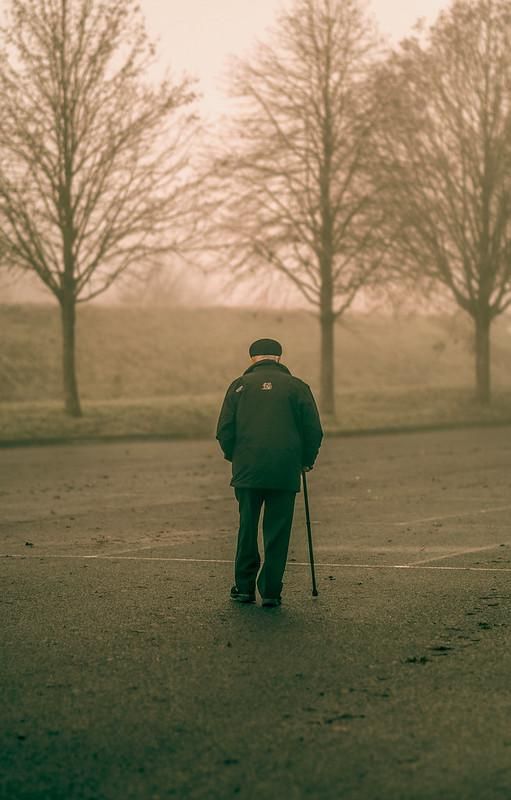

{"left": 474, "top": 313, "right": 491, "bottom": 405}
{"left": 59, "top": 295, "right": 82, "bottom": 417}
{"left": 320, "top": 310, "right": 335, "bottom": 418}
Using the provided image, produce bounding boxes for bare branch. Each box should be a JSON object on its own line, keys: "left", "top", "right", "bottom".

{"left": 0, "top": 0, "right": 201, "bottom": 304}
{"left": 376, "top": 0, "right": 511, "bottom": 324}
{"left": 210, "top": 0, "right": 385, "bottom": 321}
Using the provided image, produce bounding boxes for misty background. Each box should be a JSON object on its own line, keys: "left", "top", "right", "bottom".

{"left": 0, "top": 0, "right": 449, "bottom": 307}
{"left": 1, "top": 0, "right": 511, "bottom": 436}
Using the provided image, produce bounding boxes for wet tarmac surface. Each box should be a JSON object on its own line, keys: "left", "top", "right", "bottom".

{"left": 2, "top": 428, "right": 511, "bottom": 799}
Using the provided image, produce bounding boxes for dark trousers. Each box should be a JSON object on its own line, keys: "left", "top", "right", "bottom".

{"left": 234, "top": 487, "right": 296, "bottom": 599}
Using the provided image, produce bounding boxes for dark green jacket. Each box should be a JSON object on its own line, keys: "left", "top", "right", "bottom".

{"left": 216, "top": 360, "right": 323, "bottom": 492}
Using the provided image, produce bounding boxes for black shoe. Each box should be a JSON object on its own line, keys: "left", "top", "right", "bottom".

{"left": 261, "top": 597, "right": 282, "bottom": 608}
{"left": 230, "top": 586, "right": 256, "bottom": 604}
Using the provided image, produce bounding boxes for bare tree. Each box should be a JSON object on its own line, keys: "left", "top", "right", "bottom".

{"left": 0, "top": 0, "right": 199, "bottom": 415}
{"left": 214, "top": 0, "right": 388, "bottom": 417}
{"left": 376, "top": 0, "right": 511, "bottom": 404}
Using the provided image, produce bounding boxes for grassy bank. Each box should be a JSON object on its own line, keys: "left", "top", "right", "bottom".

{"left": 2, "top": 303, "right": 511, "bottom": 443}
{"left": 2, "top": 303, "right": 511, "bottom": 404}
{"left": 2, "top": 388, "right": 511, "bottom": 445}
{"left": 0, "top": 395, "right": 220, "bottom": 444}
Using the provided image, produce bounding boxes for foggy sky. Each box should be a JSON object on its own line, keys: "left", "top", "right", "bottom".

{"left": 0, "top": 0, "right": 450, "bottom": 306}
{"left": 140, "top": 0, "right": 449, "bottom": 116}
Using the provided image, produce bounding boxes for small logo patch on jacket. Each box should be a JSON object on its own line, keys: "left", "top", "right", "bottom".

{"left": 235, "top": 385, "right": 244, "bottom": 393}
{"left": 261, "top": 382, "right": 273, "bottom": 391}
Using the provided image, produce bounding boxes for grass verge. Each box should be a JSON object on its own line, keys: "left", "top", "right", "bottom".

{"left": 1, "top": 388, "right": 511, "bottom": 446}
{"left": 0, "top": 395, "right": 221, "bottom": 444}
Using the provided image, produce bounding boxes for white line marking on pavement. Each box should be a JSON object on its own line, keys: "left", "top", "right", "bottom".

{"left": 94, "top": 543, "right": 168, "bottom": 556}
{"left": 394, "top": 505, "right": 511, "bottom": 526}
{"left": 3, "top": 553, "right": 511, "bottom": 573}
{"left": 2, "top": 553, "right": 235, "bottom": 564}
{"left": 408, "top": 543, "right": 508, "bottom": 566}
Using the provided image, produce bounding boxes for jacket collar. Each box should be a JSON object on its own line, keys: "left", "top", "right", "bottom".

{"left": 244, "top": 360, "right": 291, "bottom": 376}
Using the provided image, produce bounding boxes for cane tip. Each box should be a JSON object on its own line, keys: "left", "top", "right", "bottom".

{"left": 312, "top": 589, "right": 319, "bottom": 597}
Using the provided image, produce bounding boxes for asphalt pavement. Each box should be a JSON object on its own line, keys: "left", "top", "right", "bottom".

{"left": 1, "top": 429, "right": 511, "bottom": 799}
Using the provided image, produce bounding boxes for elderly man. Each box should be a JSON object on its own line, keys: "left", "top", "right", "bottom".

{"left": 216, "top": 338, "right": 323, "bottom": 608}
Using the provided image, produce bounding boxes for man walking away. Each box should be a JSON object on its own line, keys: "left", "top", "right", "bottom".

{"left": 216, "top": 338, "right": 323, "bottom": 608}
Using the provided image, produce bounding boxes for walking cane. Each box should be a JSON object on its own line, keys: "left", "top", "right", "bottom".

{"left": 302, "top": 470, "right": 318, "bottom": 597}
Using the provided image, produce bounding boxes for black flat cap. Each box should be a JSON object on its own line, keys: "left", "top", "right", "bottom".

{"left": 249, "top": 338, "right": 283, "bottom": 357}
